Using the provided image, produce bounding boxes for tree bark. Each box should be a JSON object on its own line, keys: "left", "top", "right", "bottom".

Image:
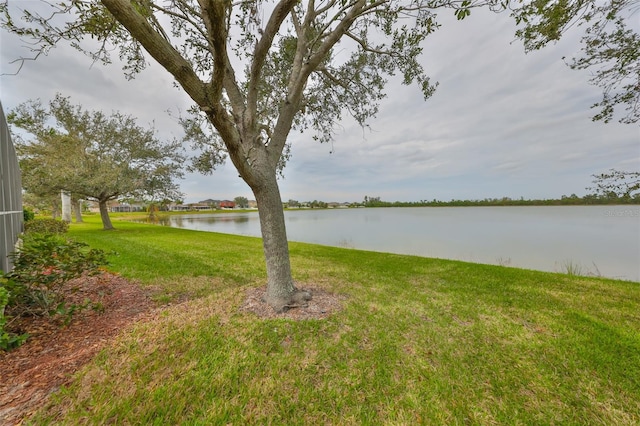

{"left": 51, "top": 199, "right": 61, "bottom": 219}
{"left": 98, "top": 200, "right": 114, "bottom": 230}
{"left": 61, "top": 190, "right": 72, "bottom": 222}
{"left": 73, "top": 200, "right": 83, "bottom": 223}
{"left": 251, "top": 174, "right": 310, "bottom": 312}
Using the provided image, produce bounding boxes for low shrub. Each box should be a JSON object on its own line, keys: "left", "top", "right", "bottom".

{"left": 24, "top": 218, "right": 69, "bottom": 235}
{"left": 23, "top": 208, "right": 35, "bottom": 222}
{"left": 5, "top": 234, "right": 108, "bottom": 319}
{"left": 0, "top": 283, "right": 28, "bottom": 351}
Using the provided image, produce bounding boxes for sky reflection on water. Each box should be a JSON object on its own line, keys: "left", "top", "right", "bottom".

{"left": 146, "top": 206, "right": 639, "bottom": 282}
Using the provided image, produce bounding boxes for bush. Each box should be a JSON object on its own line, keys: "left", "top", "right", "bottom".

{"left": 5, "top": 234, "right": 109, "bottom": 318}
{"left": 24, "top": 218, "right": 69, "bottom": 235}
{"left": 23, "top": 208, "right": 35, "bottom": 222}
{"left": 0, "top": 283, "right": 28, "bottom": 351}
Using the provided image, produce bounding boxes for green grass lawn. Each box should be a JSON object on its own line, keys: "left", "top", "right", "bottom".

{"left": 32, "top": 214, "right": 640, "bottom": 424}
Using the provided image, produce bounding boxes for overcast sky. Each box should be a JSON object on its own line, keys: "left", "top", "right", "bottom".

{"left": 1, "top": 7, "right": 638, "bottom": 204}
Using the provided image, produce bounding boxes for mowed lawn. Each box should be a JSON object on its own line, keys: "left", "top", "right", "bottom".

{"left": 32, "top": 214, "right": 640, "bottom": 424}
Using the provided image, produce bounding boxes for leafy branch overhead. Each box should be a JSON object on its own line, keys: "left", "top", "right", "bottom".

{"left": 510, "top": 0, "right": 640, "bottom": 124}
{"left": 1, "top": 0, "right": 496, "bottom": 177}
{"left": 588, "top": 169, "right": 640, "bottom": 199}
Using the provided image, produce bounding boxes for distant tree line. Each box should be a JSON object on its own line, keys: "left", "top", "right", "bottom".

{"left": 361, "top": 171, "right": 640, "bottom": 207}
{"left": 284, "top": 200, "right": 328, "bottom": 209}
{"left": 360, "top": 194, "right": 639, "bottom": 208}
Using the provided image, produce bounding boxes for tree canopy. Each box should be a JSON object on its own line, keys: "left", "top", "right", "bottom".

{"left": 8, "top": 94, "right": 185, "bottom": 230}
{"left": 511, "top": 0, "right": 640, "bottom": 123}
{"left": 234, "top": 196, "right": 250, "bottom": 208}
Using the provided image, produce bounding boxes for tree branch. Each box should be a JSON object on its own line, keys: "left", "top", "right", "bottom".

{"left": 196, "top": 0, "right": 230, "bottom": 103}
{"left": 247, "top": 0, "right": 299, "bottom": 120}
{"left": 266, "top": 0, "right": 371, "bottom": 168}
{"left": 149, "top": 3, "right": 208, "bottom": 41}
{"left": 100, "top": 0, "right": 208, "bottom": 107}
{"left": 316, "top": 66, "right": 348, "bottom": 88}
{"left": 315, "top": 0, "right": 340, "bottom": 17}
{"left": 345, "top": 31, "right": 394, "bottom": 55}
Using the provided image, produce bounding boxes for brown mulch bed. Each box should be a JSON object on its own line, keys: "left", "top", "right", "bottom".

{"left": 1, "top": 275, "right": 344, "bottom": 425}
{"left": 0, "top": 273, "right": 156, "bottom": 426}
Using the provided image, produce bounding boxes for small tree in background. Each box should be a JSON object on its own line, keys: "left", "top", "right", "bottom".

{"left": 8, "top": 94, "right": 185, "bottom": 230}
{"left": 234, "top": 196, "right": 249, "bottom": 209}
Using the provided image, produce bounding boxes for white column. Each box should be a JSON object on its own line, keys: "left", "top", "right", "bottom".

{"left": 61, "top": 190, "right": 72, "bottom": 222}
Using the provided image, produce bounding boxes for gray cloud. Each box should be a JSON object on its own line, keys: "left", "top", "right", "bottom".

{"left": 1, "top": 8, "right": 637, "bottom": 204}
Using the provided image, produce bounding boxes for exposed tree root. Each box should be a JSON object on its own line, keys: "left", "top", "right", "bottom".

{"left": 242, "top": 286, "right": 344, "bottom": 320}
{"left": 282, "top": 288, "right": 313, "bottom": 312}
{"left": 264, "top": 287, "right": 313, "bottom": 313}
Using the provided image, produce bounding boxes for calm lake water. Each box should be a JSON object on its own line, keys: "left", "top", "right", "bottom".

{"left": 153, "top": 206, "right": 640, "bottom": 282}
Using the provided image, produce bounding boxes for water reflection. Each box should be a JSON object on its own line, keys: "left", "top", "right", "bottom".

{"left": 133, "top": 213, "right": 252, "bottom": 227}
{"left": 130, "top": 207, "right": 639, "bottom": 281}
{"left": 150, "top": 213, "right": 259, "bottom": 234}
{"left": 135, "top": 215, "right": 172, "bottom": 226}
{"left": 201, "top": 216, "right": 250, "bottom": 224}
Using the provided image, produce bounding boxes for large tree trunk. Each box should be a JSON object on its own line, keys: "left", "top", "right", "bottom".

{"left": 51, "top": 199, "right": 61, "bottom": 219}
{"left": 252, "top": 174, "right": 310, "bottom": 312}
{"left": 98, "top": 200, "right": 114, "bottom": 230}
{"left": 73, "top": 199, "right": 83, "bottom": 223}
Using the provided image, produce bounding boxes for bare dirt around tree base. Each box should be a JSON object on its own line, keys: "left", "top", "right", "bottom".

{"left": 240, "top": 286, "right": 346, "bottom": 320}
{"left": 1, "top": 276, "right": 344, "bottom": 425}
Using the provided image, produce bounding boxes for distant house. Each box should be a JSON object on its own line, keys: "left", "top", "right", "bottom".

{"left": 190, "top": 203, "right": 211, "bottom": 211}
{"left": 219, "top": 200, "right": 236, "bottom": 209}
{"left": 248, "top": 200, "right": 258, "bottom": 208}
{"left": 327, "top": 202, "right": 350, "bottom": 209}
{"left": 167, "top": 203, "right": 191, "bottom": 211}
{"left": 109, "top": 202, "right": 145, "bottom": 212}
{"left": 167, "top": 203, "right": 211, "bottom": 211}
{"left": 199, "top": 199, "right": 220, "bottom": 208}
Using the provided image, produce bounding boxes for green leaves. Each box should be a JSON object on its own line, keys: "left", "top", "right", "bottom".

{"left": 9, "top": 94, "right": 186, "bottom": 209}
{"left": 587, "top": 169, "right": 640, "bottom": 200}
{"left": 454, "top": 0, "right": 472, "bottom": 20}
{"left": 5, "top": 233, "right": 109, "bottom": 318}
{"left": 24, "top": 218, "right": 70, "bottom": 235}
{"left": 0, "top": 284, "right": 29, "bottom": 351}
{"left": 511, "top": 0, "right": 639, "bottom": 123}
